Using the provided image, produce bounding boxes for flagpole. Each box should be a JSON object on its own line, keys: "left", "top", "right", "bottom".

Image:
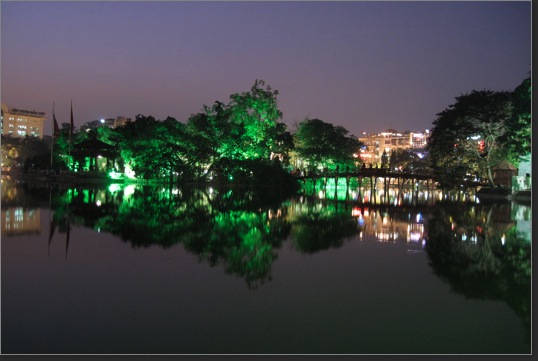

{"left": 69, "top": 100, "right": 73, "bottom": 171}
{"left": 50, "top": 102, "right": 55, "bottom": 173}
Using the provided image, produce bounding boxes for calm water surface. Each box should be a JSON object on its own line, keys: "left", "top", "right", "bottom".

{"left": 1, "top": 181, "right": 531, "bottom": 354}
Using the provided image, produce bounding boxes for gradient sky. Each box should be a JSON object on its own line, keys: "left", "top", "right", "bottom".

{"left": 1, "top": 1, "right": 531, "bottom": 137}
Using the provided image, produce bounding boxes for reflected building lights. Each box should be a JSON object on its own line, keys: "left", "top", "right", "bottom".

{"left": 1, "top": 207, "right": 41, "bottom": 236}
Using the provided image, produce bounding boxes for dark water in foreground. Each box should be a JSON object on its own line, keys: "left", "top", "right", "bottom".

{"left": 1, "top": 181, "right": 531, "bottom": 354}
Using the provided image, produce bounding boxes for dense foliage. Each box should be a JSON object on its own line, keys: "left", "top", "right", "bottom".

{"left": 292, "top": 118, "right": 362, "bottom": 172}
{"left": 3, "top": 76, "right": 529, "bottom": 189}
{"left": 427, "top": 76, "right": 531, "bottom": 188}
{"left": 2, "top": 80, "right": 363, "bottom": 187}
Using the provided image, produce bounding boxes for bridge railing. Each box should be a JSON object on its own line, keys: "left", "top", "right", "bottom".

{"left": 292, "top": 167, "right": 436, "bottom": 180}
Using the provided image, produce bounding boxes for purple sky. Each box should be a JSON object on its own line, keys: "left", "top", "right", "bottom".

{"left": 1, "top": 1, "right": 531, "bottom": 137}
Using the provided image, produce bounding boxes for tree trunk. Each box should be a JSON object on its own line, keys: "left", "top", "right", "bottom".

{"left": 487, "top": 165, "right": 495, "bottom": 187}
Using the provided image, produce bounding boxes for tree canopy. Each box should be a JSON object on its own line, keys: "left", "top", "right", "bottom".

{"left": 293, "top": 118, "right": 362, "bottom": 171}
{"left": 499, "top": 76, "right": 531, "bottom": 165}
{"left": 427, "top": 75, "right": 531, "bottom": 188}
{"left": 427, "top": 88, "right": 521, "bottom": 188}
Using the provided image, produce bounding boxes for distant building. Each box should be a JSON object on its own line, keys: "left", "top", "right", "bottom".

{"left": 492, "top": 160, "right": 517, "bottom": 188}
{"left": 358, "top": 129, "right": 430, "bottom": 164}
{"left": 1, "top": 103, "right": 47, "bottom": 139}
{"left": 81, "top": 116, "right": 131, "bottom": 131}
{"left": 113, "top": 116, "right": 130, "bottom": 128}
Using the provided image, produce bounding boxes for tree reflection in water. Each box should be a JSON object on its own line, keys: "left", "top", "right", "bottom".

{"left": 287, "top": 198, "right": 358, "bottom": 253}
{"left": 93, "top": 186, "right": 293, "bottom": 289}
{"left": 425, "top": 201, "right": 531, "bottom": 340}
{"left": 28, "top": 181, "right": 530, "bottom": 312}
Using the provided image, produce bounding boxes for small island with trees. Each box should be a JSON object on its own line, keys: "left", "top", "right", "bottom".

{"left": 1, "top": 76, "right": 531, "bottom": 196}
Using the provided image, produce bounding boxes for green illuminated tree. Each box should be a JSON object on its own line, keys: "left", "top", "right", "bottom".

{"left": 293, "top": 118, "right": 361, "bottom": 172}
{"left": 115, "top": 115, "right": 160, "bottom": 180}
{"left": 115, "top": 115, "right": 190, "bottom": 181}
{"left": 227, "top": 79, "right": 283, "bottom": 160}
{"left": 185, "top": 80, "right": 291, "bottom": 183}
{"left": 185, "top": 102, "right": 237, "bottom": 180}
{"left": 52, "top": 122, "right": 76, "bottom": 170}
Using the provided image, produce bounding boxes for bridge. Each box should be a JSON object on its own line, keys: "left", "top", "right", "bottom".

{"left": 293, "top": 167, "right": 485, "bottom": 191}
{"left": 294, "top": 167, "right": 436, "bottom": 193}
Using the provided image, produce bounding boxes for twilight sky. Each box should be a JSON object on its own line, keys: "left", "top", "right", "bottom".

{"left": 1, "top": 1, "right": 531, "bottom": 137}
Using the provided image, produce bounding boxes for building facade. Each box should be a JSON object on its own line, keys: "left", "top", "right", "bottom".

{"left": 358, "top": 129, "right": 430, "bottom": 165}
{"left": 1, "top": 103, "right": 47, "bottom": 139}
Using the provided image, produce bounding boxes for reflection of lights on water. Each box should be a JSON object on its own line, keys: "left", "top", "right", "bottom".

{"left": 376, "top": 231, "right": 399, "bottom": 242}
{"left": 501, "top": 234, "right": 506, "bottom": 245}
{"left": 416, "top": 213, "right": 422, "bottom": 223}
{"left": 407, "top": 223, "right": 424, "bottom": 243}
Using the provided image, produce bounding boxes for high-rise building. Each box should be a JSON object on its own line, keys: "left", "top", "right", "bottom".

{"left": 1, "top": 103, "right": 47, "bottom": 139}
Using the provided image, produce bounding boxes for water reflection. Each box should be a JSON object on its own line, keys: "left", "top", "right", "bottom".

{"left": 2, "top": 180, "right": 531, "bottom": 298}
{"left": 425, "top": 201, "right": 531, "bottom": 337}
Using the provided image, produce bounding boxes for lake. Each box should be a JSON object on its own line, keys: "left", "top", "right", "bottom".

{"left": 1, "top": 180, "right": 531, "bottom": 354}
